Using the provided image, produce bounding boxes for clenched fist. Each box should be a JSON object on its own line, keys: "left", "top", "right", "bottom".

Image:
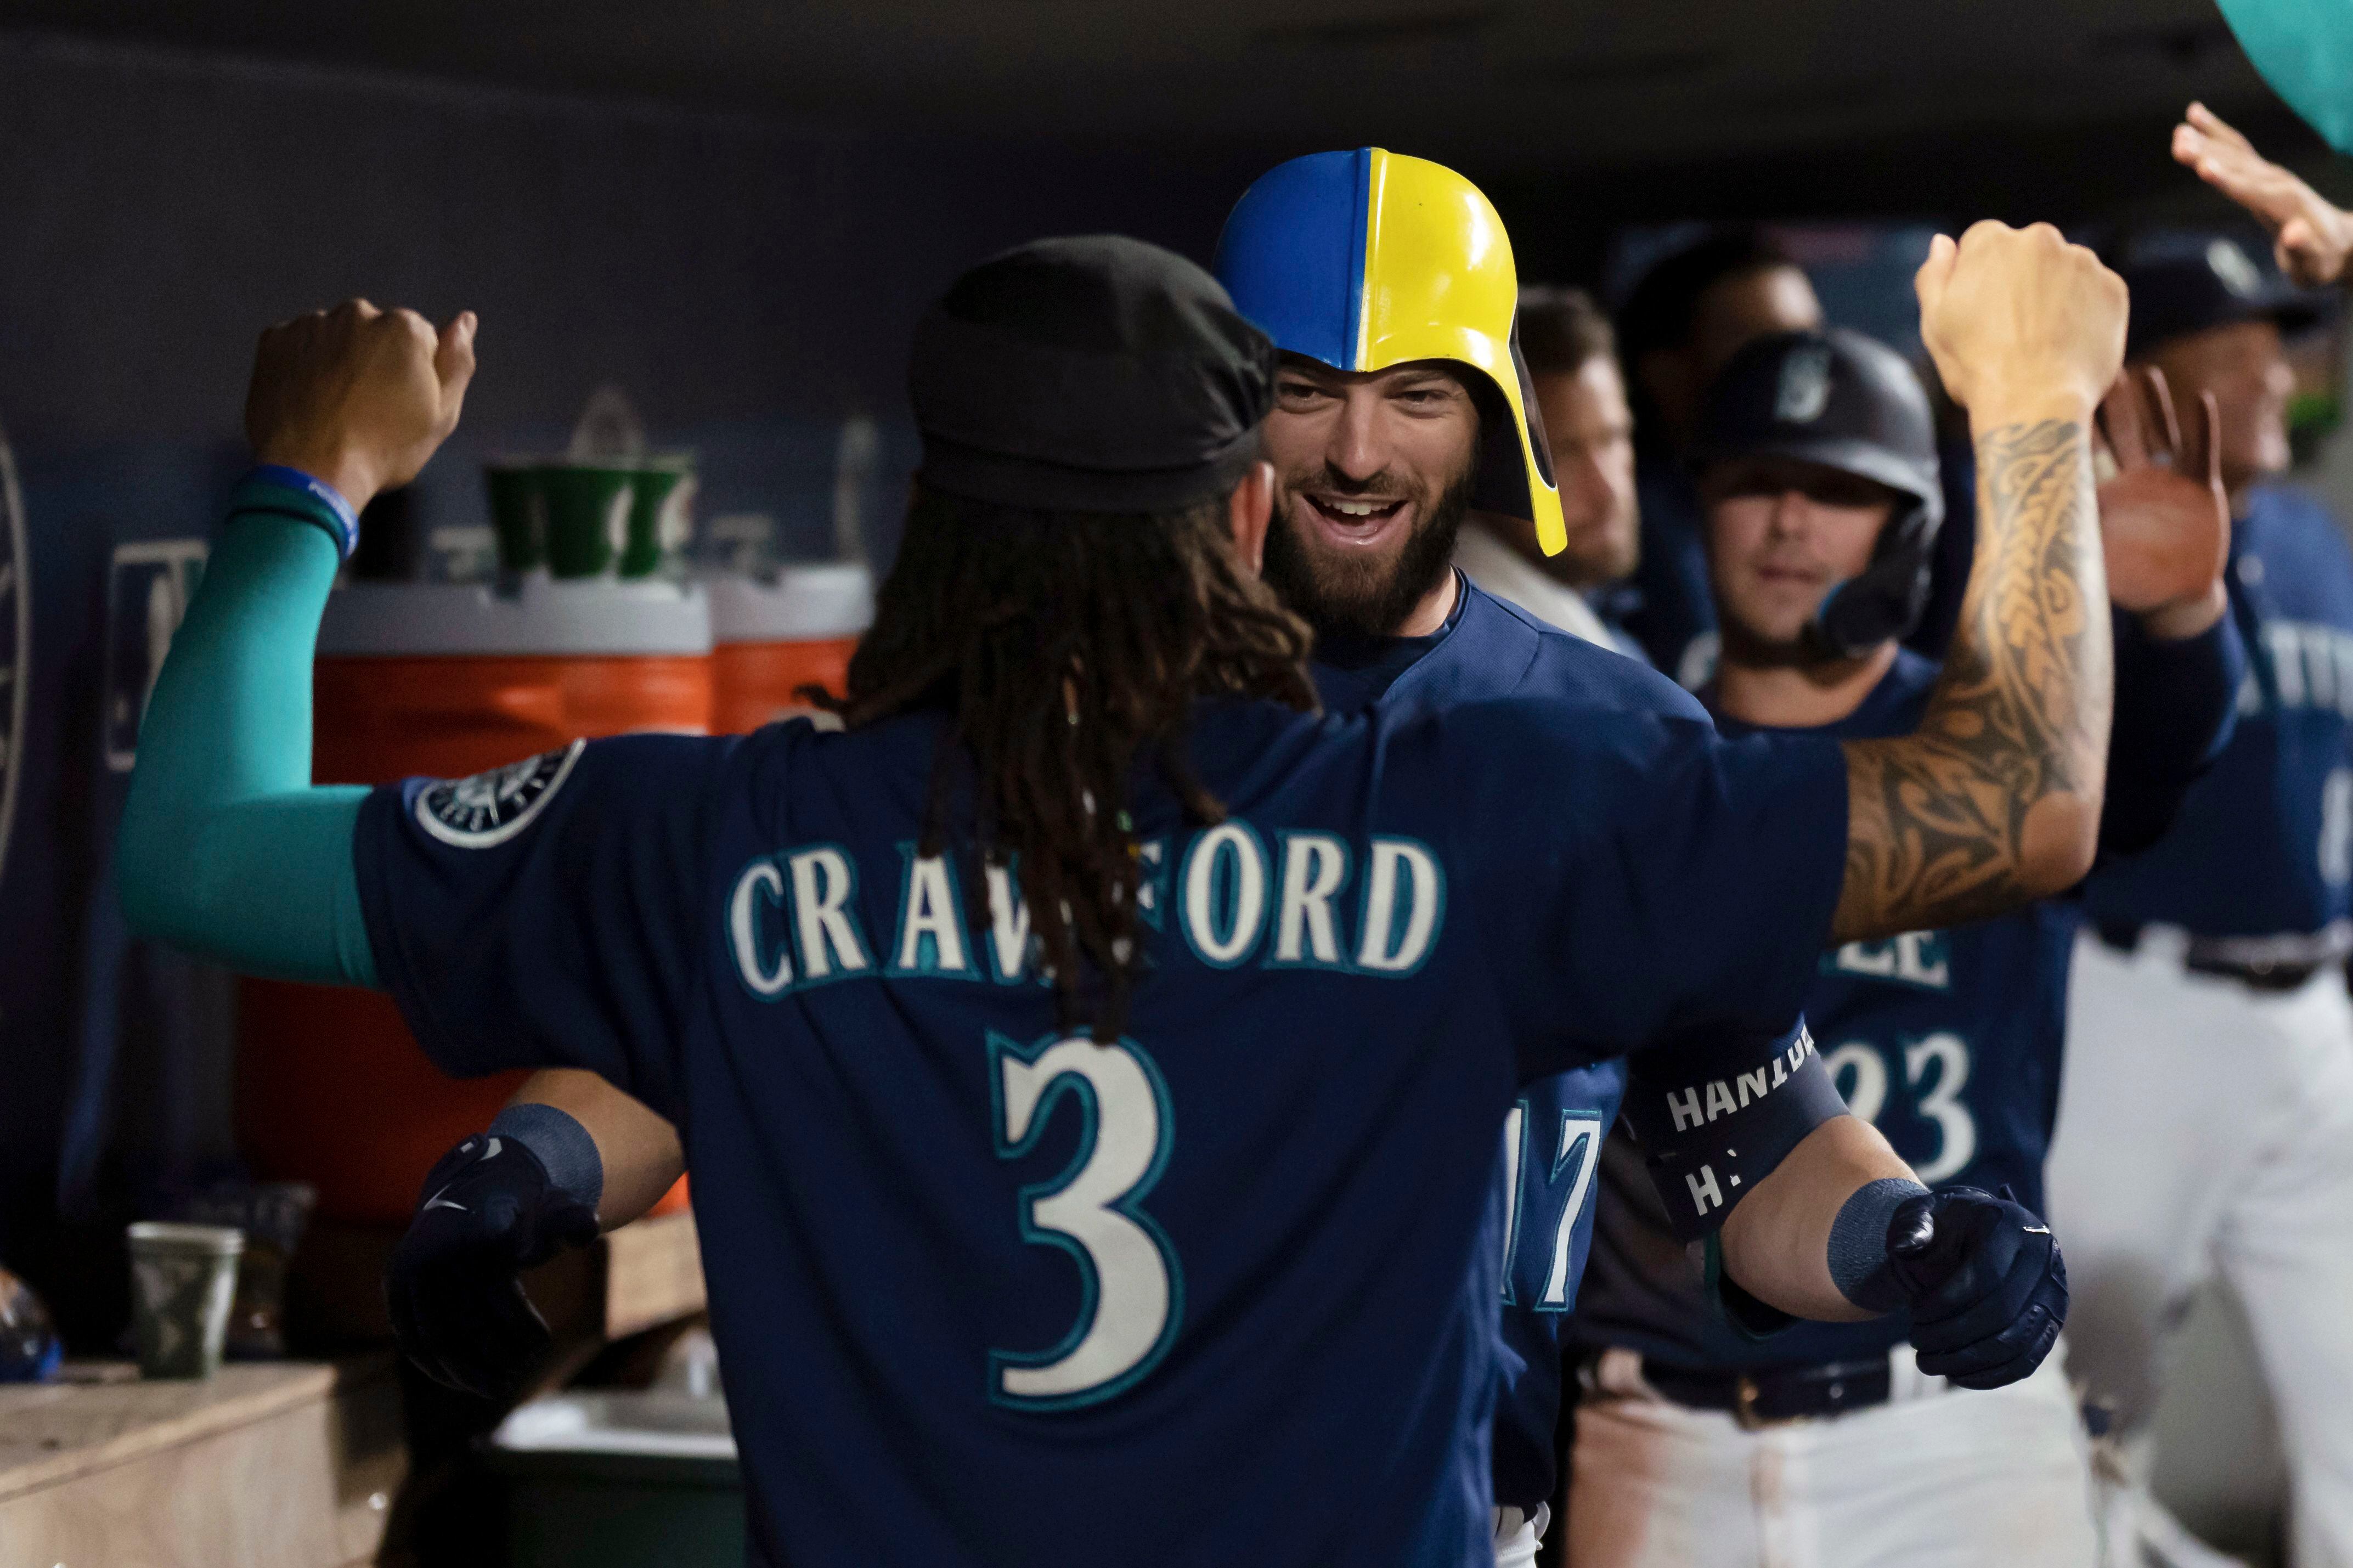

{"left": 1887, "top": 1186, "right": 2068, "bottom": 1390}
{"left": 1915, "top": 222, "right": 2127, "bottom": 421}
{"left": 388, "top": 1129, "right": 598, "bottom": 1402}
{"left": 245, "top": 300, "right": 477, "bottom": 512}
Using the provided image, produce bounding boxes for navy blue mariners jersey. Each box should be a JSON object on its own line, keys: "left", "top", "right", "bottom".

{"left": 1575, "top": 616, "right": 2241, "bottom": 1374}
{"left": 1305, "top": 579, "right": 1645, "bottom": 1520}
{"left": 1491, "top": 1068, "right": 1629, "bottom": 1510}
{"left": 2090, "top": 484, "right": 2353, "bottom": 939}
{"left": 352, "top": 653, "right": 1848, "bottom": 1567}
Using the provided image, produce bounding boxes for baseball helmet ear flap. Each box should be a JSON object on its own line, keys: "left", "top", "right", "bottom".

{"left": 1213, "top": 147, "right": 1566, "bottom": 555}
{"left": 1462, "top": 317, "right": 1558, "bottom": 519}
{"left": 1503, "top": 313, "right": 1559, "bottom": 496}
{"left": 1810, "top": 499, "right": 1938, "bottom": 657}
{"left": 1691, "top": 329, "right": 1944, "bottom": 657}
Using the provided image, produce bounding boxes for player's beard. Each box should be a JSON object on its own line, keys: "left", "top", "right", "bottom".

{"left": 1263, "top": 466, "right": 1476, "bottom": 643}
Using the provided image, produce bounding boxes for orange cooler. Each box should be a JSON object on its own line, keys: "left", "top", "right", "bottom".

{"left": 239, "top": 576, "right": 713, "bottom": 1224}
{"left": 706, "top": 562, "right": 873, "bottom": 732}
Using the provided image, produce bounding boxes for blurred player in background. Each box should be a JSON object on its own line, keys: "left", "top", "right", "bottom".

{"left": 1615, "top": 232, "right": 1824, "bottom": 685}
{"left": 1453, "top": 287, "right": 1645, "bottom": 659}
{"left": 1562, "top": 324, "right": 2241, "bottom": 1568}
{"left": 2053, "top": 106, "right": 2353, "bottom": 1568}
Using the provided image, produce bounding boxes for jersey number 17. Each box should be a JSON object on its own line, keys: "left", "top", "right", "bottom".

{"left": 1500, "top": 1104, "right": 1607, "bottom": 1311}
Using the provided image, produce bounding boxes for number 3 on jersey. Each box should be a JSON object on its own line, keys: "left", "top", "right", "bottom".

{"left": 988, "top": 1033, "right": 1183, "bottom": 1411}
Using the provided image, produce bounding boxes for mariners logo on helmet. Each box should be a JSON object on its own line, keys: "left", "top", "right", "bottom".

{"left": 1774, "top": 342, "right": 1836, "bottom": 425}
{"left": 1695, "top": 329, "right": 1944, "bottom": 657}
{"left": 416, "top": 738, "right": 584, "bottom": 849}
{"left": 2207, "top": 238, "right": 2265, "bottom": 299}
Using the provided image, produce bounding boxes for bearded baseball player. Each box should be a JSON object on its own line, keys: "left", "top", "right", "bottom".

{"left": 2054, "top": 105, "right": 2353, "bottom": 1568}
{"left": 1562, "top": 326, "right": 2241, "bottom": 1568}
{"left": 124, "top": 219, "right": 2130, "bottom": 1561}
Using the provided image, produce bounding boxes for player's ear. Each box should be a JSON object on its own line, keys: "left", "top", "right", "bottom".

{"left": 1227, "top": 460, "right": 1274, "bottom": 578}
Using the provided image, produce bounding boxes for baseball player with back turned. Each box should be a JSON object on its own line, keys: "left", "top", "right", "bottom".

{"left": 121, "top": 221, "right": 2119, "bottom": 1564}
{"left": 386, "top": 152, "right": 1819, "bottom": 1568}
{"left": 1563, "top": 325, "right": 2241, "bottom": 1568}
{"left": 2056, "top": 103, "right": 2353, "bottom": 1568}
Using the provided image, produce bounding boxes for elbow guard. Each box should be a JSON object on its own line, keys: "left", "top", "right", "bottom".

{"left": 1622, "top": 1020, "right": 1847, "bottom": 1242}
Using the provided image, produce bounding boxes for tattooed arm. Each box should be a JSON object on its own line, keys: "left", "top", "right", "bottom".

{"left": 1832, "top": 223, "right": 2125, "bottom": 943}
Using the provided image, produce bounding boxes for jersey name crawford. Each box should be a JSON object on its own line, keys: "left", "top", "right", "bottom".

{"left": 725, "top": 825, "right": 1448, "bottom": 997}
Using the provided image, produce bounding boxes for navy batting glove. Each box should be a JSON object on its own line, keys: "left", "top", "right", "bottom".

{"left": 1886, "top": 1186, "right": 2067, "bottom": 1391}
{"left": 386, "top": 1130, "right": 600, "bottom": 1402}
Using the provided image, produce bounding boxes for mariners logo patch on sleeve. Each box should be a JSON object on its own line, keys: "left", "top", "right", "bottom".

{"left": 415, "top": 738, "right": 585, "bottom": 848}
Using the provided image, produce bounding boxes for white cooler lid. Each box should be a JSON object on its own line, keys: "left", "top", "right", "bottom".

{"left": 318, "top": 574, "right": 713, "bottom": 657}
{"left": 704, "top": 562, "right": 873, "bottom": 645}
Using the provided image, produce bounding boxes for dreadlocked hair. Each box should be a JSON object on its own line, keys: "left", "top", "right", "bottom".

{"left": 805, "top": 483, "right": 1318, "bottom": 1043}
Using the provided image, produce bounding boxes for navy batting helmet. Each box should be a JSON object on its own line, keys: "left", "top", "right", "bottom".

{"left": 1690, "top": 328, "right": 1943, "bottom": 658}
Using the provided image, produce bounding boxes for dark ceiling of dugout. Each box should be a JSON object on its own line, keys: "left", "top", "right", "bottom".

{"left": 0, "top": 0, "right": 2290, "bottom": 165}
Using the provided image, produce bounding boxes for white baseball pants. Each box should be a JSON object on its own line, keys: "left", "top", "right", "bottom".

{"left": 2051, "top": 927, "right": 2353, "bottom": 1568}
{"left": 1493, "top": 1504, "right": 1549, "bottom": 1568}
{"left": 1562, "top": 1347, "right": 2097, "bottom": 1568}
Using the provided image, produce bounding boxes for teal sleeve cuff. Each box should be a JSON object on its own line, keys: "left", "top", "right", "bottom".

{"left": 234, "top": 466, "right": 360, "bottom": 560}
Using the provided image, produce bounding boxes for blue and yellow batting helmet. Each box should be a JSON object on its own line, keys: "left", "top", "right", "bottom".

{"left": 1212, "top": 149, "right": 1566, "bottom": 556}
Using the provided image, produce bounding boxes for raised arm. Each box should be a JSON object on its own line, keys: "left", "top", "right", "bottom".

{"left": 118, "top": 302, "right": 476, "bottom": 979}
{"left": 1832, "top": 223, "right": 2124, "bottom": 943}
{"left": 2093, "top": 369, "right": 2242, "bottom": 858}
{"left": 2174, "top": 101, "right": 2353, "bottom": 288}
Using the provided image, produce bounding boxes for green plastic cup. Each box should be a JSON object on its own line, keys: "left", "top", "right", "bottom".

{"left": 540, "top": 464, "right": 639, "bottom": 579}
{"left": 622, "top": 460, "right": 692, "bottom": 579}
{"left": 486, "top": 461, "right": 547, "bottom": 573}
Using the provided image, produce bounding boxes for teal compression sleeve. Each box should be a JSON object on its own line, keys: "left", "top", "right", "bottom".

{"left": 118, "top": 482, "right": 378, "bottom": 986}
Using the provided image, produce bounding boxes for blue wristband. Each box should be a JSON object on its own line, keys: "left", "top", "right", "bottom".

{"left": 1827, "top": 1177, "right": 1932, "bottom": 1312}
{"left": 488, "top": 1102, "right": 606, "bottom": 1217}
{"left": 237, "top": 465, "right": 362, "bottom": 560}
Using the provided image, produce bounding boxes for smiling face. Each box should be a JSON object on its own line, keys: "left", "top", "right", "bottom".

{"left": 1258, "top": 354, "right": 1480, "bottom": 639}
{"left": 1701, "top": 454, "right": 1899, "bottom": 663}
